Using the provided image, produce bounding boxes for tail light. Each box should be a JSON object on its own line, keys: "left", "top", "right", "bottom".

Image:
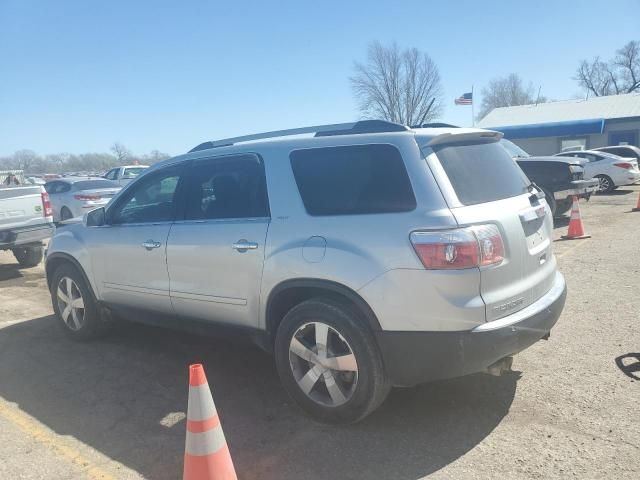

{"left": 41, "top": 191, "right": 53, "bottom": 218}
{"left": 74, "top": 194, "right": 101, "bottom": 201}
{"left": 613, "top": 162, "right": 633, "bottom": 170}
{"left": 411, "top": 224, "right": 505, "bottom": 270}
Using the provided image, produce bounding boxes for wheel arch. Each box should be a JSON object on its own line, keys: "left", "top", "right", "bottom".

{"left": 265, "top": 278, "right": 382, "bottom": 343}
{"left": 46, "top": 252, "right": 97, "bottom": 302}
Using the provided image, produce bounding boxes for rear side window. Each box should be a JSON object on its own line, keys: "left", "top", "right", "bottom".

{"left": 184, "top": 155, "right": 269, "bottom": 220}
{"left": 433, "top": 141, "right": 529, "bottom": 206}
{"left": 290, "top": 144, "right": 416, "bottom": 216}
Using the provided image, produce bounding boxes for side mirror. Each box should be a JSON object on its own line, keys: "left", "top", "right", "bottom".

{"left": 85, "top": 207, "right": 106, "bottom": 227}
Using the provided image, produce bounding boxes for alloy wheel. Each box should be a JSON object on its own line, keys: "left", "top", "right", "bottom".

{"left": 288, "top": 321, "right": 358, "bottom": 407}
{"left": 56, "top": 276, "right": 85, "bottom": 331}
{"left": 598, "top": 176, "right": 611, "bottom": 192}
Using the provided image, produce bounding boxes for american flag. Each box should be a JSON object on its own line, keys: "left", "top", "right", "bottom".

{"left": 454, "top": 92, "right": 473, "bottom": 105}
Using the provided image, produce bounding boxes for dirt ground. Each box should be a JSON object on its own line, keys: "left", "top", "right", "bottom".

{"left": 1, "top": 186, "right": 639, "bottom": 480}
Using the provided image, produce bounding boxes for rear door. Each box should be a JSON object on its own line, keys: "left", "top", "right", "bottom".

{"left": 166, "top": 154, "right": 270, "bottom": 328}
{"left": 426, "top": 139, "right": 556, "bottom": 322}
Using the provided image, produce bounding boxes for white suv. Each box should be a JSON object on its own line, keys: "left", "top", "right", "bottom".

{"left": 46, "top": 121, "right": 566, "bottom": 423}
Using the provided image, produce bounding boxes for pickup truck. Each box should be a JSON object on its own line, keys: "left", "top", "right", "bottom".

{"left": 1, "top": 170, "right": 55, "bottom": 267}
{"left": 500, "top": 140, "right": 599, "bottom": 217}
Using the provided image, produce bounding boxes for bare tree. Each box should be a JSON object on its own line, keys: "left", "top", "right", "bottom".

{"left": 575, "top": 40, "right": 640, "bottom": 96}
{"left": 110, "top": 142, "right": 131, "bottom": 163}
{"left": 478, "top": 74, "right": 545, "bottom": 120}
{"left": 351, "top": 41, "right": 443, "bottom": 126}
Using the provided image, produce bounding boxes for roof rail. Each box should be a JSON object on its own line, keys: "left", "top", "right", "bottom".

{"left": 410, "top": 122, "right": 460, "bottom": 129}
{"left": 188, "top": 120, "right": 409, "bottom": 153}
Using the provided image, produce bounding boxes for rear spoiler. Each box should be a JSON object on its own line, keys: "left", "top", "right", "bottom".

{"left": 425, "top": 130, "right": 503, "bottom": 147}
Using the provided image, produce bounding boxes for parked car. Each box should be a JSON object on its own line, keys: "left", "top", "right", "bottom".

{"left": 593, "top": 145, "right": 640, "bottom": 162}
{"left": 554, "top": 150, "right": 640, "bottom": 193}
{"left": 44, "top": 178, "right": 121, "bottom": 222}
{"left": 45, "top": 121, "right": 566, "bottom": 423}
{"left": 103, "top": 165, "right": 149, "bottom": 186}
{"left": 501, "top": 139, "right": 598, "bottom": 216}
{"left": 1, "top": 170, "right": 55, "bottom": 267}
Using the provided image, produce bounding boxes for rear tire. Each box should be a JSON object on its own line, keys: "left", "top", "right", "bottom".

{"left": 50, "top": 264, "right": 108, "bottom": 340}
{"left": 60, "top": 207, "right": 73, "bottom": 221}
{"left": 274, "top": 298, "right": 390, "bottom": 423}
{"left": 555, "top": 198, "right": 572, "bottom": 216}
{"left": 12, "top": 244, "right": 44, "bottom": 268}
{"left": 595, "top": 175, "right": 614, "bottom": 194}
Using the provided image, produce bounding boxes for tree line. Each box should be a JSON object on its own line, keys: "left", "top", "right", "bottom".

{"left": 0, "top": 143, "right": 170, "bottom": 175}
{"left": 351, "top": 40, "right": 640, "bottom": 123}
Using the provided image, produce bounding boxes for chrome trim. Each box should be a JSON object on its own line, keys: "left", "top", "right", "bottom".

{"left": 472, "top": 271, "right": 565, "bottom": 332}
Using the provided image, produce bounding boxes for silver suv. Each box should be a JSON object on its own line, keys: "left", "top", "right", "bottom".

{"left": 45, "top": 121, "right": 566, "bottom": 423}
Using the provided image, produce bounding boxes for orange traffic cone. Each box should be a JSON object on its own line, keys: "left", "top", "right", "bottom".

{"left": 183, "top": 364, "right": 237, "bottom": 480}
{"left": 632, "top": 191, "right": 640, "bottom": 212}
{"left": 561, "top": 196, "right": 591, "bottom": 240}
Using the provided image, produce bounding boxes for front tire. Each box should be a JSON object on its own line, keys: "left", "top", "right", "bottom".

{"left": 12, "top": 244, "right": 44, "bottom": 268}
{"left": 50, "top": 264, "right": 108, "bottom": 340}
{"left": 274, "top": 298, "right": 390, "bottom": 423}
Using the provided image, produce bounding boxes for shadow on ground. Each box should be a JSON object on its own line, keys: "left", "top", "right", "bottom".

{"left": 0, "top": 316, "right": 519, "bottom": 480}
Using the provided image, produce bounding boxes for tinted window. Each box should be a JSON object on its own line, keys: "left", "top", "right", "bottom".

{"left": 434, "top": 141, "right": 529, "bottom": 206}
{"left": 73, "top": 180, "right": 119, "bottom": 190}
{"left": 105, "top": 169, "right": 118, "bottom": 180}
{"left": 185, "top": 155, "right": 269, "bottom": 220}
{"left": 290, "top": 144, "right": 416, "bottom": 216}
{"left": 110, "top": 167, "right": 181, "bottom": 224}
{"left": 45, "top": 182, "right": 71, "bottom": 194}
{"left": 123, "top": 167, "right": 147, "bottom": 179}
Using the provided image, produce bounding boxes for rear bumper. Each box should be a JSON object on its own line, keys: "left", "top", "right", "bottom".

{"left": 376, "top": 272, "right": 567, "bottom": 387}
{"left": 553, "top": 179, "right": 599, "bottom": 200}
{"left": 0, "top": 223, "right": 55, "bottom": 248}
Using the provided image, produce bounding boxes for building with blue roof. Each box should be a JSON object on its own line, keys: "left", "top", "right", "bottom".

{"left": 476, "top": 93, "right": 640, "bottom": 155}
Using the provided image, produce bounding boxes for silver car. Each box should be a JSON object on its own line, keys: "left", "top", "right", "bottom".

{"left": 44, "top": 178, "right": 121, "bottom": 222}
{"left": 45, "top": 121, "right": 566, "bottom": 423}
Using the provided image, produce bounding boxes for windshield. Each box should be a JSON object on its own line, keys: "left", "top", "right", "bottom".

{"left": 433, "top": 141, "right": 530, "bottom": 206}
{"left": 500, "top": 139, "right": 530, "bottom": 158}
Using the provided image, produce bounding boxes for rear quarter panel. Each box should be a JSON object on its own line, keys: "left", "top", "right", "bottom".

{"left": 257, "top": 134, "right": 461, "bottom": 331}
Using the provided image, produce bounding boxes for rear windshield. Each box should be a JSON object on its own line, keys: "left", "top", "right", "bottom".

{"left": 73, "top": 180, "right": 119, "bottom": 190}
{"left": 433, "top": 141, "right": 529, "bottom": 205}
{"left": 290, "top": 144, "right": 416, "bottom": 216}
{"left": 123, "top": 167, "right": 147, "bottom": 178}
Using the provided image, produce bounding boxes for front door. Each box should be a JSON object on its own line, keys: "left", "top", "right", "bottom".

{"left": 167, "top": 154, "right": 270, "bottom": 328}
{"left": 89, "top": 164, "right": 185, "bottom": 313}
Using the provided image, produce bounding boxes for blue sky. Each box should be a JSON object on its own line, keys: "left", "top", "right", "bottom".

{"left": 1, "top": 0, "right": 637, "bottom": 156}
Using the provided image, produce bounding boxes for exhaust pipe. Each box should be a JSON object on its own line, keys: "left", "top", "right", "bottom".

{"left": 485, "top": 356, "right": 514, "bottom": 376}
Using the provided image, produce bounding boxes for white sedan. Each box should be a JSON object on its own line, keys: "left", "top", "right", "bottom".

{"left": 554, "top": 150, "right": 640, "bottom": 193}
{"left": 44, "top": 178, "right": 121, "bottom": 222}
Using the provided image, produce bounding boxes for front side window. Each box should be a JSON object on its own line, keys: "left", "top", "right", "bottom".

{"left": 290, "top": 144, "right": 416, "bottom": 216}
{"left": 105, "top": 169, "right": 118, "bottom": 180}
{"left": 109, "top": 167, "right": 181, "bottom": 224}
{"left": 184, "top": 155, "right": 269, "bottom": 220}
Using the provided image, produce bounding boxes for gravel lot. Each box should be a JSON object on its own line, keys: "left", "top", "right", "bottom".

{"left": 1, "top": 186, "right": 639, "bottom": 480}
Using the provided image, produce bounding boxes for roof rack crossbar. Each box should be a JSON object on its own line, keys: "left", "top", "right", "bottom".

{"left": 188, "top": 120, "right": 409, "bottom": 153}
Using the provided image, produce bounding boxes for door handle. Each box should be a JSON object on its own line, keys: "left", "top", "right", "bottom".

{"left": 232, "top": 240, "right": 258, "bottom": 252}
{"left": 141, "top": 240, "right": 162, "bottom": 250}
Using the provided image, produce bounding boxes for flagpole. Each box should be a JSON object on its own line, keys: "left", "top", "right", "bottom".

{"left": 471, "top": 85, "right": 474, "bottom": 127}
